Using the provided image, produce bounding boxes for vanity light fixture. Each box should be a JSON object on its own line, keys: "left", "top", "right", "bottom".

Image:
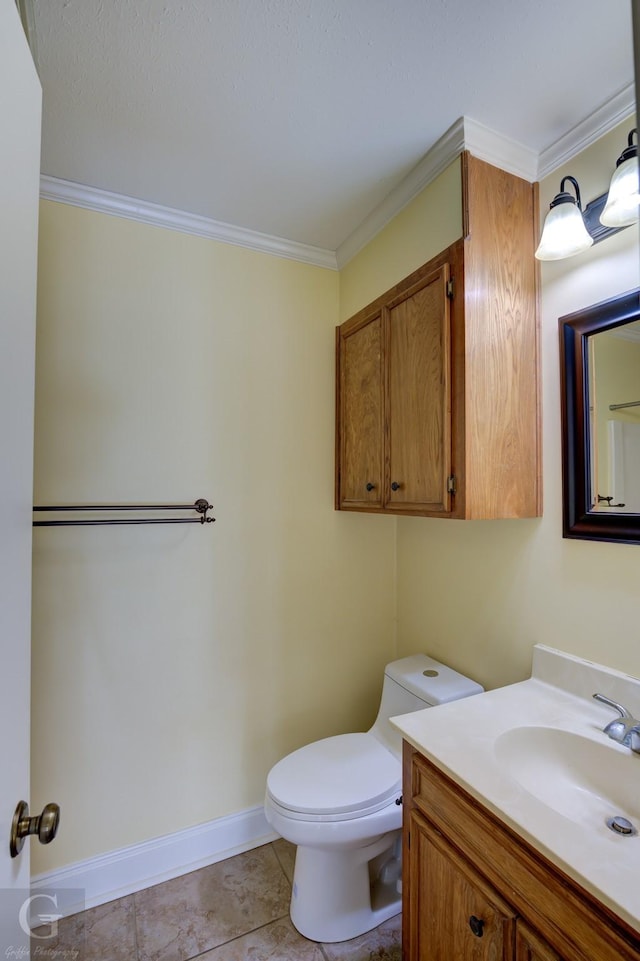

{"left": 536, "top": 127, "right": 639, "bottom": 262}
{"left": 535, "top": 176, "right": 593, "bottom": 261}
{"left": 600, "top": 127, "right": 639, "bottom": 228}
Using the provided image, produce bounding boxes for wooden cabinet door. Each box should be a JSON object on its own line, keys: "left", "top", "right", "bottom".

{"left": 337, "top": 312, "right": 384, "bottom": 507}
{"left": 386, "top": 265, "right": 451, "bottom": 512}
{"left": 407, "top": 811, "right": 516, "bottom": 961}
{"left": 516, "top": 922, "right": 565, "bottom": 961}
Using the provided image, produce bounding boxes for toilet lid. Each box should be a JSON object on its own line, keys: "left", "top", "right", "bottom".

{"left": 266, "top": 733, "right": 401, "bottom": 818}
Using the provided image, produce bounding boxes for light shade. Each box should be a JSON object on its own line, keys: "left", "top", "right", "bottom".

{"left": 535, "top": 176, "right": 593, "bottom": 261}
{"left": 600, "top": 129, "right": 639, "bottom": 228}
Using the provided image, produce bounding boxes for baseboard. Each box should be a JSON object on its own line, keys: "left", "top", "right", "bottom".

{"left": 31, "top": 805, "right": 278, "bottom": 919}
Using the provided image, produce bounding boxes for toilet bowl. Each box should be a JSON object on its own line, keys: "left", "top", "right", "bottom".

{"left": 264, "top": 654, "right": 483, "bottom": 943}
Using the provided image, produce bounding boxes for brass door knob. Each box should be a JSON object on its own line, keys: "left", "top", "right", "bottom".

{"left": 10, "top": 800, "right": 60, "bottom": 858}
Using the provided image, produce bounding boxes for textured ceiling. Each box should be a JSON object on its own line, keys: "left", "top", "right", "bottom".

{"left": 30, "top": 0, "right": 634, "bottom": 251}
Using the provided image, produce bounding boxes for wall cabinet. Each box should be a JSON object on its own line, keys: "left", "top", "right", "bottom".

{"left": 336, "top": 258, "right": 452, "bottom": 513}
{"left": 335, "top": 152, "right": 541, "bottom": 519}
{"left": 403, "top": 744, "right": 640, "bottom": 961}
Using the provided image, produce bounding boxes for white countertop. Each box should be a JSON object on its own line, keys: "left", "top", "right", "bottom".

{"left": 391, "top": 645, "right": 640, "bottom": 933}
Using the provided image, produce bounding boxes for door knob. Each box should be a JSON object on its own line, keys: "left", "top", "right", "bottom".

{"left": 10, "top": 800, "right": 60, "bottom": 858}
{"left": 365, "top": 483, "right": 376, "bottom": 491}
{"left": 391, "top": 481, "right": 401, "bottom": 491}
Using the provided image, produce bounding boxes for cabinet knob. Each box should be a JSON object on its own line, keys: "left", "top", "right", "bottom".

{"left": 390, "top": 481, "right": 401, "bottom": 491}
{"left": 366, "top": 483, "right": 376, "bottom": 492}
{"left": 469, "top": 916, "right": 484, "bottom": 938}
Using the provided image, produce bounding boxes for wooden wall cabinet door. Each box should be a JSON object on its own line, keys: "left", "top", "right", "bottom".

{"left": 337, "top": 312, "right": 384, "bottom": 508}
{"left": 336, "top": 254, "right": 455, "bottom": 516}
{"left": 387, "top": 266, "right": 451, "bottom": 513}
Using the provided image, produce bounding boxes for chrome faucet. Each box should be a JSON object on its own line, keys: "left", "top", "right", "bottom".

{"left": 593, "top": 693, "right": 640, "bottom": 754}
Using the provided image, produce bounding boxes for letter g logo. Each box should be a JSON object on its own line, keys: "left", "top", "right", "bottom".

{"left": 18, "top": 893, "right": 62, "bottom": 939}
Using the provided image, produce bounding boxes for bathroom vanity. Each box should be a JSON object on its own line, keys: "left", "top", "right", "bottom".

{"left": 392, "top": 646, "right": 640, "bottom": 961}
{"left": 403, "top": 747, "right": 639, "bottom": 961}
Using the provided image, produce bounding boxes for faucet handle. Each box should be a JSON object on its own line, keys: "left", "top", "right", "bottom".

{"left": 630, "top": 726, "right": 640, "bottom": 755}
{"left": 593, "top": 693, "right": 638, "bottom": 745}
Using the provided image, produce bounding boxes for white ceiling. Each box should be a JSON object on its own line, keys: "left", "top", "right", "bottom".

{"left": 28, "top": 0, "right": 635, "bottom": 253}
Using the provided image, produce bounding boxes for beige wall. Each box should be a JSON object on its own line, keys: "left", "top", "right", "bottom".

{"left": 393, "top": 120, "right": 640, "bottom": 690}
{"left": 31, "top": 202, "right": 396, "bottom": 871}
{"left": 339, "top": 159, "right": 463, "bottom": 321}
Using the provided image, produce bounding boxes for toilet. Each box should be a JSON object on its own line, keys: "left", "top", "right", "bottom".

{"left": 264, "top": 653, "right": 483, "bottom": 943}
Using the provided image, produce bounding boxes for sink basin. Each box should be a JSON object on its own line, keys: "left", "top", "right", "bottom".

{"left": 494, "top": 726, "right": 640, "bottom": 828}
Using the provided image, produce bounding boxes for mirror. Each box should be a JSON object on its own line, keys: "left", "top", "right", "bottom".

{"left": 560, "top": 288, "right": 640, "bottom": 543}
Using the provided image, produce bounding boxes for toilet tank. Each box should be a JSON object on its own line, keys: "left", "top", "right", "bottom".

{"left": 370, "top": 654, "right": 483, "bottom": 755}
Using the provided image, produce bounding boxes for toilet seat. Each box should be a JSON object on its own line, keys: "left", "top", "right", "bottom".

{"left": 266, "top": 732, "right": 401, "bottom": 822}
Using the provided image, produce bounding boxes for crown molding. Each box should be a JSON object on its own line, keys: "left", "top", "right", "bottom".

{"left": 463, "top": 117, "right": 538, "bottom": 182}
{"left": 41, "top": 88, "right": 637, "bottom": 273}
{"left": 39, "top": 176, "right": 338, "bottom": 271}
{"left": 538, "top": 83, "right": 636, "bottom": 181}
{"left": 336, "top": 116, "right": 538, "bottom": 268}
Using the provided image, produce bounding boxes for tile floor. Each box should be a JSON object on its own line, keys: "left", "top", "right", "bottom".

{"left": 36, "top": 839, "right": 402, "bottom": 961}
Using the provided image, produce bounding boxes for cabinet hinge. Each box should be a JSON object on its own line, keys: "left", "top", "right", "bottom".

{"left": 446, "top": 278, "right": 454, "bottom": 299}
{"left": 447, "top": 475, "right": 456, "bottom": 495}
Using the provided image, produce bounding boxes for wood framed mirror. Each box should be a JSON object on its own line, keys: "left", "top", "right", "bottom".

{"left": 560, "top": 288, "right": 640, "bottom": 543}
